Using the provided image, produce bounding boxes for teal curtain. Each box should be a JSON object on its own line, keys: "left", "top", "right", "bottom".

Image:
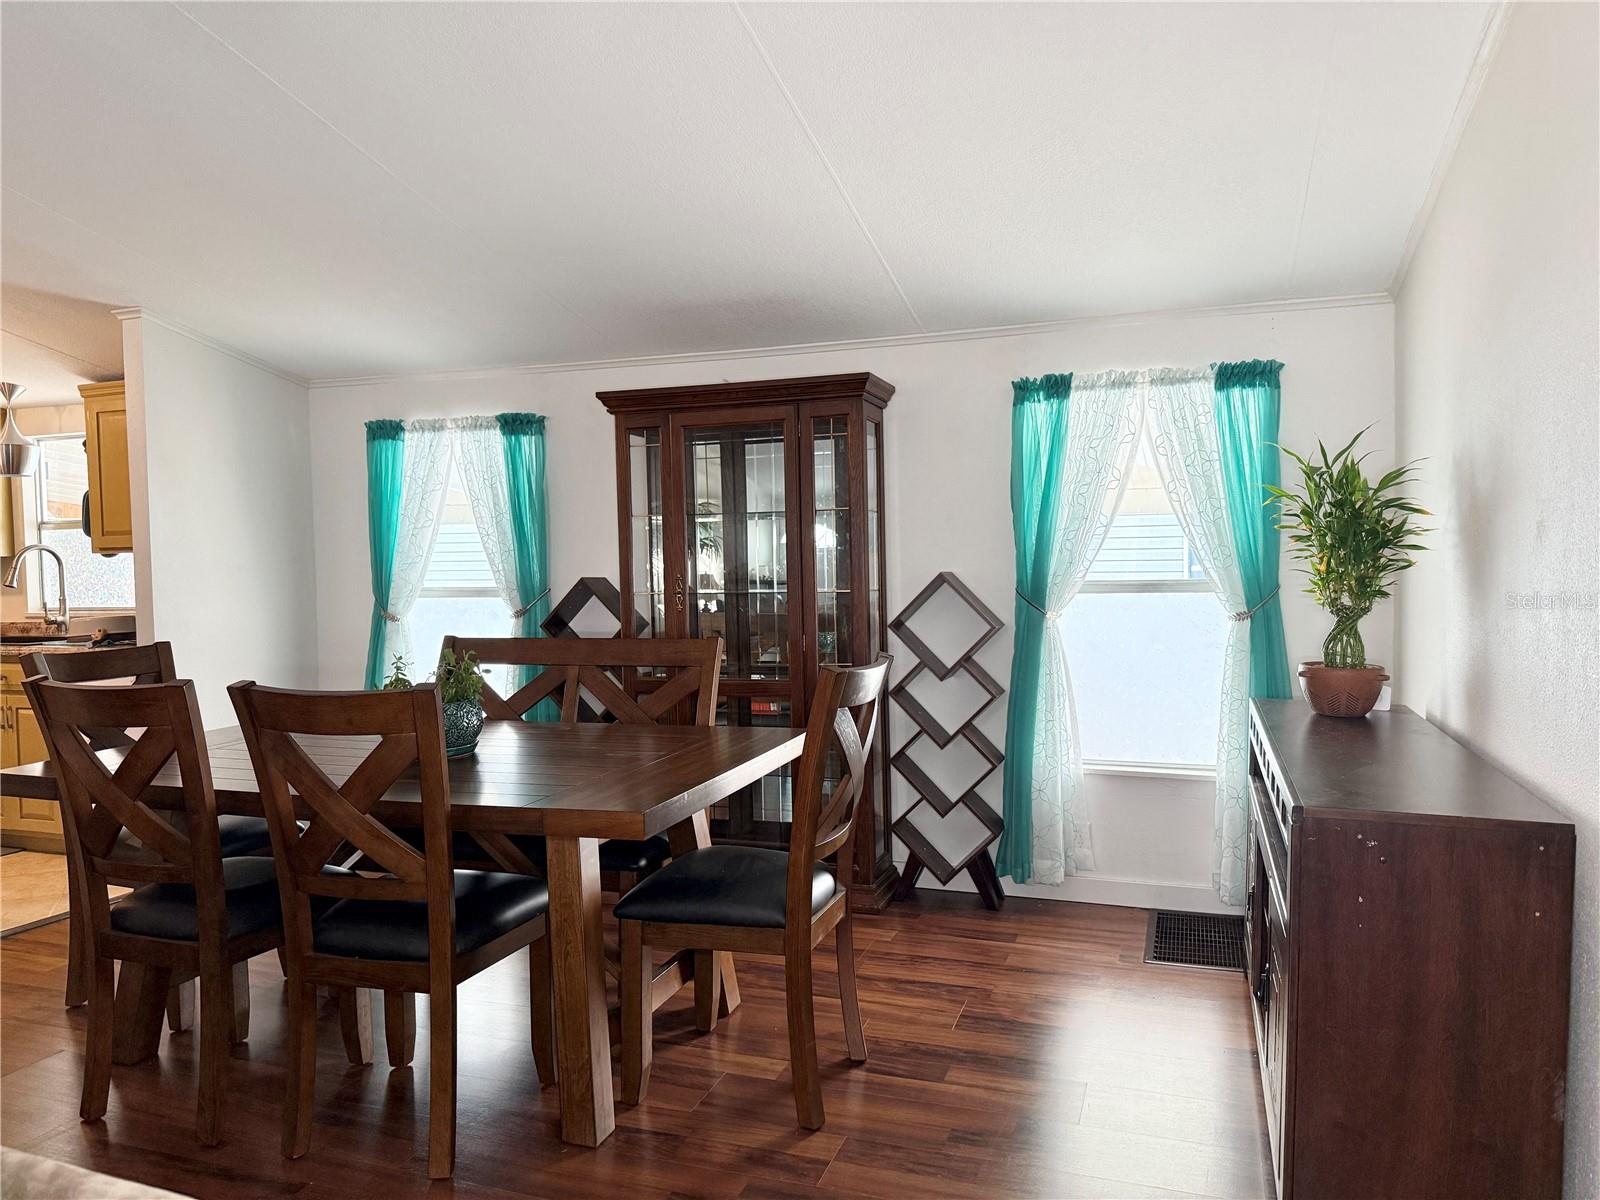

{"left": 363, "top": 420, "right": 406, "bottom": 689}
{"left": 996, "top": 375, "right": 1072, "bottom": 883}
{"left": 498, "top": 413, "right": 556, "bottom": 720}
{"left": 1214, "top": 360, "right": 1292, "bottom": 698}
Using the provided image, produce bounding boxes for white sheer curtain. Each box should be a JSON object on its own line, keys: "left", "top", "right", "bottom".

{"left": 1146, "top": 367, "right": 1252, "bottom": 904}
{"left": 380, "top": 418, "right": 452, "bottom": 676}
{"left": 452, "top": 416, "right": 522, "bottom": 632}
{"left": 1028, "top": 369, "right": 1144, "bottom": 884}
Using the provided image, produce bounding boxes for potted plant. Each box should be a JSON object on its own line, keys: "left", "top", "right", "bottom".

{"left": 383, "top": 650, "right": 488, "bottom": 756}
{"left": 1268, "top": 428, "right": 1430, "bottom": 718}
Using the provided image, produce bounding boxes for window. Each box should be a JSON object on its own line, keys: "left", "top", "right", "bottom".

{"left": 406, "top": 454, "right": 505, "bottom": 674}
{"left": 1063, "top": 431, "right": 1226, "bottom": 769}
{"left": 27, "top": 434, "right": 135, "bottom": 612}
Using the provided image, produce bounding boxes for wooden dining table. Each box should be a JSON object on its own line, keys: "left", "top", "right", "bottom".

{"left": 0, "top": 716, "right": 805, "bottom": 1148}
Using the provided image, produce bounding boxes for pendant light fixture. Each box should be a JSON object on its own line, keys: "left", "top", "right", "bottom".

{"left": 0, "top": 382, "right": 39, "bottom": 477}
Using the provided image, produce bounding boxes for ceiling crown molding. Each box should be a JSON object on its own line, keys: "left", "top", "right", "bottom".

{"left": 111, "top": 307, "right": 310, "bottom": 389}
{"left": 1388, "top": 0, "right": 1511, "bottom": 295}
{"left": 307, "top": 291, "right": 1393, "bottom": 391}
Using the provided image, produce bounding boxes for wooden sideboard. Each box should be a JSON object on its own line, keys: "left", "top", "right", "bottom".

{"left": 1247, "top": 699, "right": 1575, "bottom": 1200}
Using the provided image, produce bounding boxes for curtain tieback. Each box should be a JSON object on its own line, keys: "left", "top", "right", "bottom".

{"left": 379, "top": 608, "right": 401, "bottom": 623}
{"left": 1015, "top": 590, "right": 1062, "bottom": 623}
{"left": 1229, "top": 586, "right": 1280, "bottom": 623}
{"left": 510, "top": 588, "right": 550, "bottom": 621}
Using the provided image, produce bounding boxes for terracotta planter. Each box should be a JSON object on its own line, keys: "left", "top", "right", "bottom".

{"left": 1298, "top": 662, "right": 1389, "bottom": 718}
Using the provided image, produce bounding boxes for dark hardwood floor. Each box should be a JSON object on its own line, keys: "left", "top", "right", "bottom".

{"left": 0, "top": 893, "right": 1272, "bottom": 1199}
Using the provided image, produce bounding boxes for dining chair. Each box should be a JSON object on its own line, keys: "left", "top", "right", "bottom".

{"left": 24, "top": 642, "right": 275, "bottom": 1014}
{"left": 22, "top": 674, "right": 278, "bottom": 1145}
{"left": 228, "top": 679, "right": 557, "bottom": 1179}
{"left": 615, "top": 654, "right": 889, "bottom": 1129}
{"left": 436, "top": 634, "right": 724, "bottom": 886}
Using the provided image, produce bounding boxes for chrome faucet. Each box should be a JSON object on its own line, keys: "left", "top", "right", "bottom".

{"left": 3, "top": 543, "right": 69, "bottom": 633}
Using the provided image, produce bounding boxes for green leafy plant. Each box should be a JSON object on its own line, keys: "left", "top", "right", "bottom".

{"left": 380, "top": 654, "right": 412, "bottom": 691}
{"left": 1266, "top": 427, "right": 1430, "bottom": 669}
{"left": 434, "top": 648, "right": 486, "bottom": 706}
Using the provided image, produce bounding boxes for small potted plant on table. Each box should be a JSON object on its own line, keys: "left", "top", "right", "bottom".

{"left": 383, "top": 649, "right": 487, "bottom": 756}
{"left": 1269, "top": 429, "right": 1430, "bottom": 718}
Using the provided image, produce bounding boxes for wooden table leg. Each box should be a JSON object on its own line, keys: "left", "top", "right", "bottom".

{"left": 666, "top": 811, "right": 742, "bottom": 1018}
{"left": 545, "top": 836, "right": 614, "bottom": 1148}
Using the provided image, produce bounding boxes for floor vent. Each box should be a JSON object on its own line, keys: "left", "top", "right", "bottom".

{"left": 1144, "top": 910, "right": 1246, "bottom": 972}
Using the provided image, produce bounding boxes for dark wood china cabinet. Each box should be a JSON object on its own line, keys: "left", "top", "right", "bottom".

{"left": 599, "top": 374, "right": 897, "bottom": 909}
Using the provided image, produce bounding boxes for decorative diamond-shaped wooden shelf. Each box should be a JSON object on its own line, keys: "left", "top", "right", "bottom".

{"left": 888, "top": 572, "right": 1005, "bottom": 680}
{"left": 887, "top": 572, "right": 1007, "bottom": 909}
{"left": 540, "top": 577, "right": 650, "bottom": 640}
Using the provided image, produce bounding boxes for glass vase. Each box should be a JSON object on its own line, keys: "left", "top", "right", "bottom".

{"left": 1321, "top": 607, "right": 1370, "bottom": 669}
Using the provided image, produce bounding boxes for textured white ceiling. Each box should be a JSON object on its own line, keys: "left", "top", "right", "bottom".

{"left": 1, "top": 2, "right": 1494, "bottom": 381}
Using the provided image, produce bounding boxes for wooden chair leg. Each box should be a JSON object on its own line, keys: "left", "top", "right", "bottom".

{"left": 620, "top": 921, "right": 651, "bottom": 1105}
{"left": 196, "top": 965, "right": 231, "bottom": 1146}
{"left": 427, "top": 986, "right": 457, "bottom": 1179}
{"left": 80, "top": 954, "right": 115, "bottom": 1121}
{"left": 836, "top": 911, "right": 867, "bottom": 1063}
{"left": 283, "top": 980, "right": 317, "bottom": 1159}
{"left": 693, "top": 950, "right": 721, "bottom": 1034}
{"left": 784, "top": 943, "right": 824, "bottom": 1130}
{"left": 113, "top": 962, "right": 171, "bottom": 1065}
{"left": 383, "top": 991, "right": 416, "bottom": 1069}
{"left": 166, "top": 978, "right": 196, "bottom": 1033}
{"left": 65, "top": 894, "right": 89, "bottom": 1008}
{"left": 528, "top": 937, "right": 557, "bottom": 1087}
{"left": 228, "top": 961, "right": 251, "bottom": 1044}
{"left": 338, "top": 988, "right": 373, "bottom": 1066}
{"left": 716, "top": 952, "right": 741, "bottom": 1018}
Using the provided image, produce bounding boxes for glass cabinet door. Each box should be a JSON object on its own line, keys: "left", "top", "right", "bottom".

{"left": 626, "top": 425, "right": 668, "bottom": 641}
{"left": 811, "top": 415, "right": 853, "bottom": 670}
{"left": 669, "top": 409, "right": 805, "bottom": 839}
{"left": 679, "top": 418, "right": 793, "bottom": 681}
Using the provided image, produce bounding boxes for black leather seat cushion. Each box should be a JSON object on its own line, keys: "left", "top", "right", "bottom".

{"left": 613, "top": 845, "right": 836, "bottom": 929}
{"left": 513, "top": 834, "right": 671, "bottom": 876}
{"left": 113, "top": 814, "right": 273, "bottom": 858}
{"left": 313, "top": 871, "right": 549, "bottom": 962}
{"left": 110, "top": 856, "right": 282, "bottom": 941}
{"left": 216, "top": 815, "right": 274, "bottom": 857}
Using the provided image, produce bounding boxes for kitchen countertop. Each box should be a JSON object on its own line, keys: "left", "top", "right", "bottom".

{"left": 0, "top": 621, "right": 102, "bottom": 664}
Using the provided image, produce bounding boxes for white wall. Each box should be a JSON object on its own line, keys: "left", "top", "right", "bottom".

{"left": 122, "top": 313, "right": 318, "bottom": 725}
{"left": 1394, "top": 4, "right": 1599, "bottom": 1193}
{"left": 308, "top": 298, "right": 1394, "bottom": 910}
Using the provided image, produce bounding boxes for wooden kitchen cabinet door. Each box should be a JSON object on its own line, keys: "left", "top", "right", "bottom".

{"left": 79, "top": 381, "right": 133, "bottom": 554}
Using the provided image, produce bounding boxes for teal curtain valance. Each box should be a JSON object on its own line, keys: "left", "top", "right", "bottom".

{"left": 1213, "top": 359, "right": 1292, "bottom": 698}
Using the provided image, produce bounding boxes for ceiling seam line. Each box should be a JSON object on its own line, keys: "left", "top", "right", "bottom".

{"left": 731, "top": 2, "right": 924, "bottom": 331}
{"left": 1285, "top": 39, "right": 1334, "bottom": 295}
{"left": 166, "top": 2, "right": 602, "bottom": 340}
{"left": 0, "top": 328, "right": 120, "bottom": 376}
{"left": 3, "top": 184, "right": 261, "bottom": 315}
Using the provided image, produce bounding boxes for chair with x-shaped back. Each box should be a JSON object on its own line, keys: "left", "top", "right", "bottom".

{"left": 228, "top": 679, "right": 555, "bottom": 1179}
{"left": 23, "top": 673, "right": 278, "bottom": 1145}
{"left": 616, "top": 655, "right": 890, "bottom": 1130}
{"left": 23, "top": 642, "right": 274, "bottom": 1015}
{"left": 434, "top": 635, "right": 723, "bottom": 885}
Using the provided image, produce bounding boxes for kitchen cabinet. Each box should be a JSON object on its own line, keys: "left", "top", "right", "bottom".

{"left": 0, "top": 660, "right": 62, "bottom": 851}
{"left": 79, "top": 381, "right": 133, "bottom": 555}
{"left": 599, "top": 373, "right": 898, "bottom": 910}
